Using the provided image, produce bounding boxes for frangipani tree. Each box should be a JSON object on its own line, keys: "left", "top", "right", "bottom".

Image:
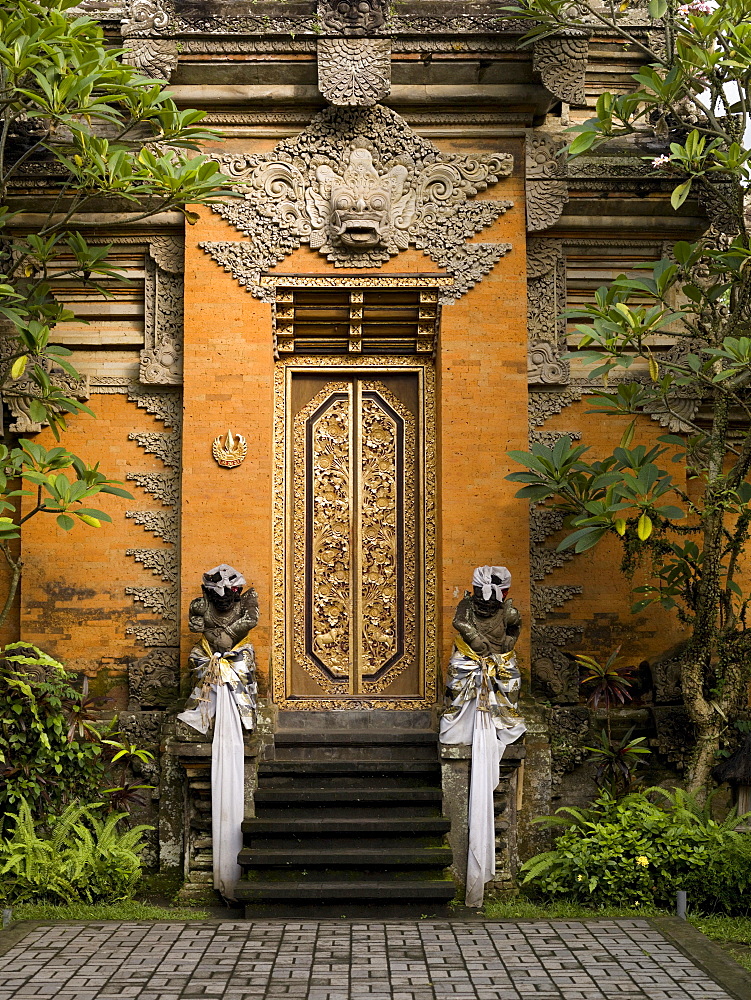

{"left": 505, "top": 0, "right": 751, "bottom": 790}
{"left": 0, "top": 0, "right": 231, "bottom": 619}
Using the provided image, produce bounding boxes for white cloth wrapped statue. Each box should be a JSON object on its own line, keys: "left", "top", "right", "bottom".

{"left": 177, "top": 564, "right": 258, "bottom": 900}
{"left": 439, "top": 566, "right": 526, "bottom": 908}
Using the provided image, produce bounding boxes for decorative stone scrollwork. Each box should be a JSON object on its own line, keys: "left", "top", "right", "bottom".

{"left": 127, "top": 384, "right": 180, "bottom": 428}
{"left": 6, "top": 371, "right": 90, "bottom": 434}
{"left": 527, "top": 238, "right": 569, "bottom": 386}
{"left": 528, "top": 388, "right": 581, "bottom": 430}
{"left": 127, "top": 648, "right": 179, "bottom": 710}
{"left": 532, "top": 34, "right": 588, "bottom": 106}
{"left": 318, "top": 38, "right": 391, "bottom": 106}
{"left": 317, "top": 0, "right": 388, "bottom": 34}
{"left": 126, "top": 585, "right": 178, "bottom": 619}
{"left": 201, "top": 105, "right": 514, "bottom": 303}
{"left": 129, "top": 430, "right": 181, "bottom": 468}
{"left": 126, "top": 509, "right": 178, "bottom": 544}
{"left": 126, "top": 548, "right": 178, "bottom": 583}
{"left": 140, "top": 248, "right": 183, "bottom": 385}
{"left": 121, "top": 0, "right": 169, "bottom": 37}
{"left": 531, "top": 584, "right": 583, "bottom": 621}
{"left": 122, "top": 38, "right": 178, "bottom": 81}
{"left": 126, "top": 471, "right": 179, "bottom": 507}
{"left": 526, "top": 132, "right": 569, "bottom": 233}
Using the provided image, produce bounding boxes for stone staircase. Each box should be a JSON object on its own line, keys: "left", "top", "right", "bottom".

{"left": 235, "top": 712, "right": 456, "bottom": 917}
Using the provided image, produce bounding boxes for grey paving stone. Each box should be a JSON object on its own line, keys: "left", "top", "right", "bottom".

{"left": 0, "top": 920, "right": 743, "bottom": 1000}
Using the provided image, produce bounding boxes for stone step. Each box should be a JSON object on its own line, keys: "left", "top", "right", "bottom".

{"left": 235, "top": 875, "right": 456, "bottom": 903}
{"left": 272, "top": 744, "right": 438, "bottom": 761}
{"left": 275, "top": 710, "right": 435, "bottom": 732}
{"left": 238, "top": 846, "right": 452, "bottom": 867}
{"left": 274, "top": 730, "right": 437, "bottom": 746}
{"left": 253, "top": 785, "right": 442, "bottom": 804}
{"left": 259, "top": 759, "right": 440, "bottom": 777}
{"left": 242, "top": 816, "right": 450, "bottom": 836}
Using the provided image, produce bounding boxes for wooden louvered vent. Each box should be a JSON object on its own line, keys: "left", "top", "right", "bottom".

{"left": 274, "top": 286, "right": 439, "bottom": 355}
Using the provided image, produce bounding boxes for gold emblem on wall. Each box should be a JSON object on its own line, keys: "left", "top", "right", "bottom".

{"left": 212, "top": 430, "right": 247, "bottom": 468}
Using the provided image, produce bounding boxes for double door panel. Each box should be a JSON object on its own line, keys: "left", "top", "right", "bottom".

{"left": 285, "top": 370, "right": 426, "bottom": 703}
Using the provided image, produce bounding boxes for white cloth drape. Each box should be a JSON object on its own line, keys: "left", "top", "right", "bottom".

{"left": 439, "top": 644, "right": 526, "bottom": 908}
{"left": 210, "top": 681, "right": 245, "bottom": 899}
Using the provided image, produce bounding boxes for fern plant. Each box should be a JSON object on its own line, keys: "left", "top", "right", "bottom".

{"left": 0, "top": 801, "right": 151, "bottom": 904}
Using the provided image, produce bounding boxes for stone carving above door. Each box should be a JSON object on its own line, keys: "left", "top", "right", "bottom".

{"left": 317, "top": 38, "right": 391, "bottom": 106}
{"left": 201, "top": 105, "right": 514, "bottom": 303}
{"left": 317, "top": 0, "right": 388, "bottom": 35}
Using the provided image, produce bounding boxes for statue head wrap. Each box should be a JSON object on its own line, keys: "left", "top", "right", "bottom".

{"left": 472, "top": 565, "right": 511, "bottom": 602}
{"left": 202, "top": 564, "right": 246, "bottom": 596}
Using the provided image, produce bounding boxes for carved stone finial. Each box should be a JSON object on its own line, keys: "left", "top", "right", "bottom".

{"left": 318, "top": 38, "right": 391, "bottom": 106}
{"left": 532, "top": 34, "right": 588, "bottom": 106}
{"left": 526, "top": 131, "right": 569, "bottom": 233}
{"left": 317, "top": 0, "right": 388, "bottom": 35}
{"left": 122, "top": 38, "right": 178, "bottom": 82}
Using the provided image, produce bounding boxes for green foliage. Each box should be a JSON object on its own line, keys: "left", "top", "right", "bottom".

{"left": 578, "top": 647, "right": 635, "bottom": 711}
{"left": 0, "top": 0, "right": 230, "bottom": 627}
{"left": 0, "top": 800, "right": 151, "bottom": 904}
{"left": 521, "top": 788, "right": 751, "bottom": 913}
{"left": 0, "top": 644, "right": 107, "bottom": 832}
{"left": 502, "top": 0, "right": 751, "bottom": 790}
{"left": 8, "top": 900, "right": 210, "bottom": 922}
{"left": 585, "top": 728, "right": 651, "bottom": 798}
{"left": 0, "top": 644, "right": 154, "bottom": 832}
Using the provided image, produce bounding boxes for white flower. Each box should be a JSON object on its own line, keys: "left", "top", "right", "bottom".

{"left": 677, "top": 0, "right": 713, "bottom": 15}
{"left": 651, "top": 154, "right": 671, "bottom": 169}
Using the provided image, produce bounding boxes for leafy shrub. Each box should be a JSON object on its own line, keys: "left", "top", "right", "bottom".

{"left": 521, "top": 787, "right": 751, "bottom": 914}
{"left": 0, "top": 645, "right": 107, "bottom": 830}
{"left": 0, "top": 643, "right": 155, "bottom": 832}
{"left": 0, "top": 801, "right": 151, "bottom": 904}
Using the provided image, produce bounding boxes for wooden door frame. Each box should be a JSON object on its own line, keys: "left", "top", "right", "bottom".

{"left": 272, "top": 355, "right": 437, "bottom": 710}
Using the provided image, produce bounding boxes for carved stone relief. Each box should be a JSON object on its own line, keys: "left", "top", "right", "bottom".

{"left": 127, "top": 648, "right": 180, "bottom": 710}
{"left": 123, "top": 383, "right": 181, "bottom": 687}
{"left": 532, "top": 35, "right": 588, "bottom": 106}
{"left": 122, "top": 38, "right": 178, "bottom": 81}
{"left": 201, "top": 105, "right": 514, "bottom": 303}
{"left": 126, "top": 547, "right": 178, "bottom": 583}
{"left": 526, "top": 132, "right": 569, "bottom": 233}
{"left": 317, "top": 38, "right": 391, "bottom": 106}
{"left": 6, "top": 370, "right": 90, "bottom": 434}
{"left": 126, "top": 509, "right": 178, "bottom": 544}
{"left": 140, "top": 243, "right": 184, "bottom": 385}
{"left": 317, "top": 0, "right": 388, "bottom": 35}
{"left": 531, "top": 640, "right": 580, "bottom": 704}
{"left": 528, "top": 388, "right": 581, "bottom": 429}
{"left": 527, "top": 238, "right": 569, "bottom": 385}
{"left": 531, "top": 585, "right": 583, "bottom": 621}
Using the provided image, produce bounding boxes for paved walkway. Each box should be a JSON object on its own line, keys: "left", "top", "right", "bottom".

{"left": 0, "top": 920, "right": 746, "bottom": 1000}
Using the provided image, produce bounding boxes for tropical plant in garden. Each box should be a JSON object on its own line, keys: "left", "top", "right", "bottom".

{"left": 0, "top": 800, "right": 151, "bottom": 904}
{"left": 504, "top": 0, "right": 751, "bottom": 791}
{"left": 576, "top": 646, "right": 650, "bottom": 795}
{"left": 0, "top": 0, "right": 230, "bottom": 612}
{"left": 520, "top": 786, "right": 751, "bottom": 913}
{"left": 0, "top": 644, "right": 154, "bottom": 833}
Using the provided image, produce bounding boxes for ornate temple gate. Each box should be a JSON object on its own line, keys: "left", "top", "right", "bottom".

{"left": 273, "top": 356, "right": 437, "bottom": 710}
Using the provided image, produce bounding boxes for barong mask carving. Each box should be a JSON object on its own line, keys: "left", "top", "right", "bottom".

{"left": 439, "top": 565, "right": 526, "bottom": 909}
{"left": 201, "top": 105, "right": 514, "bottom": 301}
{"left": 312, "top": 144, "right": 413, "bottom": 253}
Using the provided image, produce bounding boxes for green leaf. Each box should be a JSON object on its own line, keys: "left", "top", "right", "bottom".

{"left": 56, "top": 514, "right": 74, "bottom": 531}
{"left": 648, "top": 0, "right": 668, "bottom": 17}
{"left": 670, "top": 180, "right": 692, "bottom": 210}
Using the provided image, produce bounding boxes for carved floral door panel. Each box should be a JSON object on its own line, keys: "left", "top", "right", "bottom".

{"left": 275, "top": 362, "right": 436, "bottom": 709}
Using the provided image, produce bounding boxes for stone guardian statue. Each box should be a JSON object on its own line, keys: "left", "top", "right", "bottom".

{"left": 177, "top": 564, "right": 258, "bottom": 901}
{"left": 439, "top": 565, "right": 526, "bottom": 909}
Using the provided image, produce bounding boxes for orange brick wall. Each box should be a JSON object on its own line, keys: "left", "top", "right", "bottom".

{"left": 19, "top": 393, "right": 177, "bottom": 704}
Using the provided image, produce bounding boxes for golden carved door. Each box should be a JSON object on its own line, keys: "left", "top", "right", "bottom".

{"left": 274, "top": 361, "right": 436, "bottom": 709}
